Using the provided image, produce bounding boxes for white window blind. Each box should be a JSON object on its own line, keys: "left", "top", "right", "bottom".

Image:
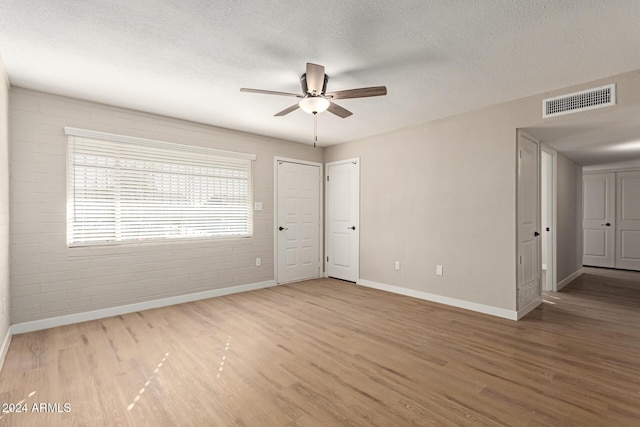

{"left": 66, "top": 128, "right": 255, "bottom": 246}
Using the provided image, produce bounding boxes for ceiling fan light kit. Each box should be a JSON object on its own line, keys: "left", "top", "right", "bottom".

{"left": 299, "top": 97, "right": 330, "bottom": 114}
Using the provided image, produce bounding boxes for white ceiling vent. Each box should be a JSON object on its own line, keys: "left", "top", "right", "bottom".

{"left": 543, "top": 84, "right": 615, "bottom": 118}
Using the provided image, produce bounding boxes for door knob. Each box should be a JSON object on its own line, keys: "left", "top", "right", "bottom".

{"left": 278, "top": 226, "right": 288, "bottom": 231}
{"left": 347, "top": 226, "right": 356, "bottom": 230}
{"left": 534, "top": 231, "right": 540, "bottom": 236}
{"left": 546, "top": 227, "right": 550, "bottom": 232}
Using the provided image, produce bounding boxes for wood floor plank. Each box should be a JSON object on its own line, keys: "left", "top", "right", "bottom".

{"left": 1, "top": 268, "right": 640, "bottom": 425}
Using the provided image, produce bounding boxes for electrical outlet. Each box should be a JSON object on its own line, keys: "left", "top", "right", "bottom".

{"left": 436, "top": 265, "right": 443, "bottom": 276}
{"left": 256, "top": 258, "right": 261, "bottom": 266}
{"left": 395, "top": 261, "right": 400, "bottom": 270}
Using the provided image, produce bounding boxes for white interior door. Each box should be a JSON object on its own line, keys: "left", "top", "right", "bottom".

{"left": 326, "top": 159, "right": 359, "bottom": 282}
{"left": 517, "top": 132, "right": 541, "bottom": 311}
{"left": 615, "top": 170, "right": 640, "bottom": 271}
{"left": 277, "top": 161, "right": 321, "bottom": 284}
{"left": 582, "top": 173, "right": 615, "bottom": 268}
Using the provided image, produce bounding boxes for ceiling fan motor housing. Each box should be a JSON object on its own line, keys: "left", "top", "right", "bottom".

{"left": 300, "top": 73, "right": 328, "bottom": 96}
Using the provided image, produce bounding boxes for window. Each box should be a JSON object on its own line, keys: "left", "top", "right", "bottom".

{"left": 65, "top": 127, "right": 255, "bottom": 246}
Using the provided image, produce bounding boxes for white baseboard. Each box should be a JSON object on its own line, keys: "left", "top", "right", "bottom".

{"left": 557, "top": 268, "right": 584, "bottom": 291}
{"left": 11, "top": 280, "right": 276, "bottom": 335}
{"left": 0, "top": 326, "right": 11, "bottom": 373}
{"left": 517, "top": 297, "right": 542, "bottom": 320}
{"left": 357, "top": 279, "right": 518, "bottom": 320}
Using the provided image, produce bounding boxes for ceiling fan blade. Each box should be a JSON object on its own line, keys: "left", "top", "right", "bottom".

{"left": 274, "top": 103, "right": 300, "bottom": 116}
{"left": 305, "top": 63, "right": 325, "bottom": 95}
{"left": 327, "top": 102, "right": 352, "bottom": 118}
{"left": 326, "top": 86, "right": 387, "bottom": 100}
{"left": 240, "top": 88, "right": 302, "bottom": 98}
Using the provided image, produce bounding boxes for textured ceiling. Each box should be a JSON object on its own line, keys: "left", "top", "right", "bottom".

{"left": 1, "top": 0, "right": 640, "bottom": 154}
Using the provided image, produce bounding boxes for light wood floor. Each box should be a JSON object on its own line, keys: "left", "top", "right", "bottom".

{"left": 1, "top": 270, "right": 640, "bottom": 426}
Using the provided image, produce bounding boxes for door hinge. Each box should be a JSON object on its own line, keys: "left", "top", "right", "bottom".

{"left": 326, "top": 256, "right": 329, "bottom": 262}
{"left": 326, "top": 176, "right": 330, "bottom": 182}
{"left": 519, "top": 150, "right": 522, "bottom": 159}
{"left": 519, "top": 255, "right": 522, "bottom": 264}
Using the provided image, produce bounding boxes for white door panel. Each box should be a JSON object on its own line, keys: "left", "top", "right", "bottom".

{"left": 616, "top": 171, "right": 640, "bottom": 270}
{"left": 333, "top": 233, "right": 351, "bottom": 266}
{"left": 582, "top": 173, "right": 615, "bottom": 267}
{"left": 522, "top": 240, "right": 536, "bottom": 284}
{"left": 584, "top": 179, "right": 607, "bottom": 219}
{"left": 621, "top": 231, "right": 640, "bottom": 258}
{"left": 583, "top": 230, "right": 606, "bottom": 257}
{"left": 327, "top": 160, "right": 359, "bottom": 282}
{"left": 277, "top": 161, "right": 321, "bottom": 283}
{"left": 517, "top": 132, "right": 541, "bottom": 310}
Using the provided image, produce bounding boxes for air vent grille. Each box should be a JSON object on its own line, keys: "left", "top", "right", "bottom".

{"left": 543, "top": 84, "right": 615, "bottom": 118}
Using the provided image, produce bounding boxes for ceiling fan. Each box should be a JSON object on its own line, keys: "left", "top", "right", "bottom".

{"left": 240, "top": 63, "right": 387, "bottom": 118}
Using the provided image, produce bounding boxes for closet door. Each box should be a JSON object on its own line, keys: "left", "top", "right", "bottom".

{"left": 582, "top": 173, "right": 615, "bottom": 268}
{"left": 615, "top": 171, "right": 640, "bottom": 271}
{"left": 326, "top": 159, "right": 359, "bottom": 282}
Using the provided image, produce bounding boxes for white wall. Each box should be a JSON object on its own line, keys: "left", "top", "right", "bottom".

{"left": 9, "top": 88, "right": 323, "bottom": 325}
{"left": 324, "top": 69, "right": 640, "bottom": 314}
{"left": 324, "top": 104, "right": 529, "bottom": 311}
{"left": 556, "top": 153, "right": 583, "bottom": 284}
{"left": 0, "top": 53, "right": 10, "bottom": 367}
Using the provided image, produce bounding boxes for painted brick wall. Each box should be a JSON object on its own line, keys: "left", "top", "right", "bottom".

{"left": 0, "top": 56, "right": 10, "bottom": 349}
{"left": 9, "top": 88, "right": 322, "bottom": 324}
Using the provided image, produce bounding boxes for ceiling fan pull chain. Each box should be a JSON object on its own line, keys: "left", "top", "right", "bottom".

{"left": 313, "top": 112, "right": 317, "bottom": 148}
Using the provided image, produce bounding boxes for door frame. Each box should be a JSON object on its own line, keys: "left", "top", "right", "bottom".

{"left": 324, "top": 158, "right": 360, "bottom": 282}
{"left": 273, "top": 157, "right": 323, "bottom": 285}
{"left": 541, "top": 144, "right": 558, "bottom": 291}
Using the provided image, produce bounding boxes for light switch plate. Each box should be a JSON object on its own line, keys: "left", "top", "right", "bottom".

{"left": 254, "top": 202, "right": 263, "bottom": 211}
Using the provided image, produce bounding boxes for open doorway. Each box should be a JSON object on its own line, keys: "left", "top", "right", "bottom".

{"left": 541, "top": 146, "right": 557, "bottom": 291}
